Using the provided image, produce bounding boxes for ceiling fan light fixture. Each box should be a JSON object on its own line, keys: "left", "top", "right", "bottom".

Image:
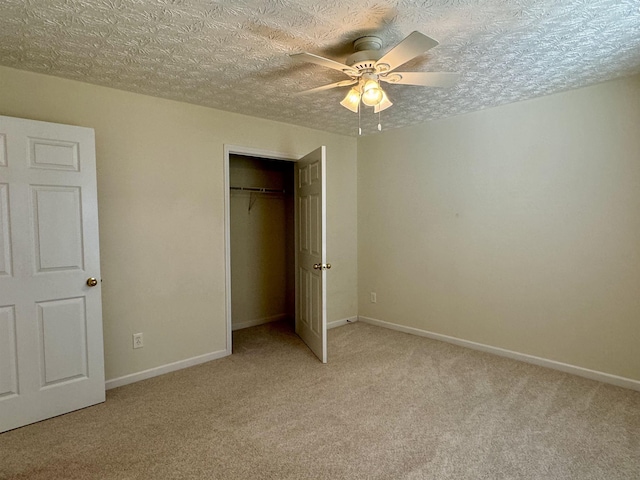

{"left": 361, "top": 79, "right": 384, "bottom": 106}
{"left": 291, "top": 31, "right": 457, "bottom": 130}
{"left": 340, "top": 87, "right": 361, "bottom": 113}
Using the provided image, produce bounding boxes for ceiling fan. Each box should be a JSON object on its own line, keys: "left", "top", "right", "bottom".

{"left": 291, "top": 31, "right": 459, "bottom": 116}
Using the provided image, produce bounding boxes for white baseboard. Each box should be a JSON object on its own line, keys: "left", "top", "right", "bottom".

{"left": 327, "top": 316, "right": 358, "bottom": 329}
{"left": 358, "top": 316, "right": 640, "bottom": 392}
{"left": 105, "top": 348, "right": 230, "bottom": 390}
{"left": 232, "top": 313, "right": 289, "bottom": 331}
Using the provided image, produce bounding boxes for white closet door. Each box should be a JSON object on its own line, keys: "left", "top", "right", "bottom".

{"left": 0, "top": 115, "right": 105, "bottom": 433}
{"left": 295, "top": 146, "right": 327, "bottom": 363}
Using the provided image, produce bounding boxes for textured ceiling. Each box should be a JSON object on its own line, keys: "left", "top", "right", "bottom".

{"left": 1, "top": 0, "right": 639, "bottom": 136}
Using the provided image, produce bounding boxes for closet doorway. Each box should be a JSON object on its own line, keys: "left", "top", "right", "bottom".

{"left": 228, "top": 154, "right": 295, "bottom": 333}
{"left": 224, "top": 145, "right": 329, "bottom": 362}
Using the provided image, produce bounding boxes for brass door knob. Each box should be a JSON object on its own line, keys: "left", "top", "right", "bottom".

{"left": 326, "top": 263, "right": 331, "bottom": 269}
{"left": 86, "top": 277, "right": 98, "bottom": 287}
{"left": 313, "top": 264, "right": 321, "bottom": 270}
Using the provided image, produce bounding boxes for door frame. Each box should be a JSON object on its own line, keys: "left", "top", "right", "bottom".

{"left": 223, "top": 145, "right": 302, "bottom": 353}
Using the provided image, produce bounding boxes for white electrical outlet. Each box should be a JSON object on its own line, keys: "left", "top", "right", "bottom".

{"left": 370, "top": 292, "right": 377, "bottom": 303}
{"left": 133, "top": 333, "right": 144, "bottom": 349}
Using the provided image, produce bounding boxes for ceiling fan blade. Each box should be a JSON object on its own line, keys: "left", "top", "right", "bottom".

{"left": 290, "top": 52, "right": 359, "bottom": 76}
{"left": 380, "top": 72, "right": 459, "bottom": 88}
{"left": 375, "top": 31, "right": 439, "bottom": 73}
{"left": 292, "top": 79, "right": 358, "bottom": 96}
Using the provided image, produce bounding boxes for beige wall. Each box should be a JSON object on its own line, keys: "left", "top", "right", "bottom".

{"left": 0, "top": 66, "right": 358, "bottom": 381}
{"left": 4, "top": 62, "right": 637, "bottom": 384}
{"left": 229, "top": 156, "right": 294, "bottom": 328}
{"left": 358, "top": 74, "right": 640, "bottom": 381}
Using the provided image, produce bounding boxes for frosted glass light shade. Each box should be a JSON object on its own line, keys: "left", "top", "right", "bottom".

{"left": 340, "top": 88, "right": 361, "bottom": 112}
{"left": 374, "top": 91, "right": 393, "bottom": 113}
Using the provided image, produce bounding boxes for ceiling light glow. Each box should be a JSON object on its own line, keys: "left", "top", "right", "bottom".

{"left": 361, "top": 79, "right": 384, "bottom": 106}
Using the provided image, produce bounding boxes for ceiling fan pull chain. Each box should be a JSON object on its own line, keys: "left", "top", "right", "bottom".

{"left": 378, "top": 111, "right": 382, "bottom": 131}
{"left": 358, "top": 104, "right": 362, "bottom": 135}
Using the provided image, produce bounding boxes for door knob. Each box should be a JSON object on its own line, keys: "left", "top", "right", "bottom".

{"left": 313, "top": 264, "right": 321, "bottom": 270}
{"left": 86, "top": 277, "right": 98, "bottom": 287}
{"left": 325, "top": 263, "right": 331, "bottom": 269}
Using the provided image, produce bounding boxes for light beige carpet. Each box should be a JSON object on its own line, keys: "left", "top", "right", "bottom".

{"left": 1, "top": 321, "right": 639, "bottom": 479}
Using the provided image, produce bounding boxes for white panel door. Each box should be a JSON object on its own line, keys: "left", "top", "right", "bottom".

{"left": 0, "top": 115, "right": 105, "bottom": 433}
{"left": 295, "top": 147, "right": 327, "bottom": 363}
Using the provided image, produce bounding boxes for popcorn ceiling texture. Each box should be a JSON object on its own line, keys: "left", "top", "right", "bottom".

{"left": 0, "top": 0, "right": 639, "bottom": 136}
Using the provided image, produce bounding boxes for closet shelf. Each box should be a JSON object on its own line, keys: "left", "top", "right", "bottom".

{"left": 230, "top": 186, "right": 286, "bottom": 194}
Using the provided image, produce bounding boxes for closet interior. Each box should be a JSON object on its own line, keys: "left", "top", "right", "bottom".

{"left": 229, "top": 154, "right": 295, "bottom": 332}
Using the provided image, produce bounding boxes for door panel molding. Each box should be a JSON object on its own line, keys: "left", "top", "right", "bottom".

{"left": 0, "top": 305, "right": 18, "bottom": 398}
{"left": 28, "top": 137, "right": 80, "bottom": 172}
{"left": 0, "top": 184, "right": 12, "bottom": 276}
{"left": 37, "top": 296, "right": 88, "bottom": 387}
{"left": 31, "top": 185, "right": 84, "bottom": 273}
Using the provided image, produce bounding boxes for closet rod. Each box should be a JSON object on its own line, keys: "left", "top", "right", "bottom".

{"left": 230, "top": 186, "right": 286, "bottom": 194}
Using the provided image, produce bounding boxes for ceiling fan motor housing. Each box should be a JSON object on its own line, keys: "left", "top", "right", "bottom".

{"left": 346, "top": 50, "right": 383, "bottom": 70}
{"left": 346, "top": 35, "right": 384, "bottom": 71}
{"left": 353, "top": 36, "right": 382, "bottom": 51}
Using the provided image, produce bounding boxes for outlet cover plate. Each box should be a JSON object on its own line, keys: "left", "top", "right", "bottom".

{"left": 133, "top": 333, "right": 144, "bottom": 349}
